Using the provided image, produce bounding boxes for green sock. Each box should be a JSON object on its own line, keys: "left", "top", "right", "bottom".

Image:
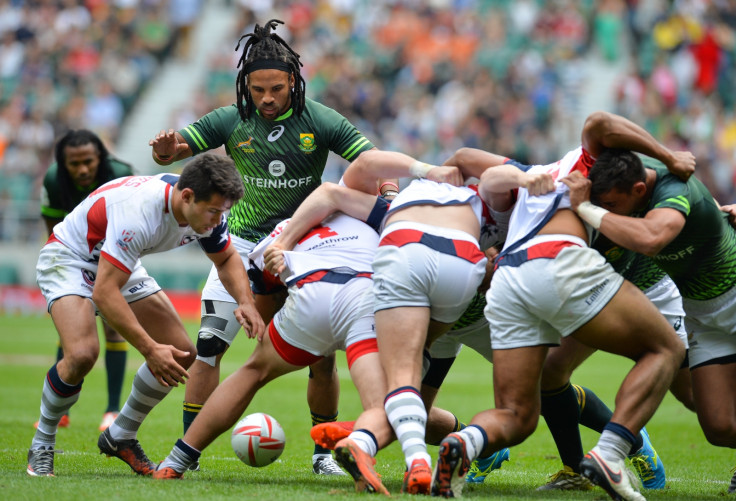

{"left": 541, "top": 383, "right": 584, "bottom": 472}
{"left": 183, "top": 402, "right": 203, "bottom": 434}
{"left": 104, "top": 341, "right": 128, "bottom": 412}
{"left": 311, "top": 411, "right": 337, "bottom": 455}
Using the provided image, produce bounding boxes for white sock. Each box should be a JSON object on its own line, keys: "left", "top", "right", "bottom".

{"left": 109, "top": 363, "right": 172, "bottom": 441}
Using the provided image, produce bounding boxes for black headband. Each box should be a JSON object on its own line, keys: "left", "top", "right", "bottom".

{"left": 244, "top": 59, "right": 292, "bottom": 74}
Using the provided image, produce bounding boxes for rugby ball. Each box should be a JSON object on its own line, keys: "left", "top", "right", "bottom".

{"left": 231, "top": 412, "right": 286, "bottom": 467}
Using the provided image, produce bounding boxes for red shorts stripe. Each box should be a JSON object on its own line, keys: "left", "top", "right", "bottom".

{"left": 526, "top": 240, "right": 581, "bottom": 260}
{"left": 345, "top": 338, "right": 378, "bottom": 369}
{"left": 294, "top": 270, "right": 373, "bottom": 288}
{"left": 496, "top": 240, "right": 581, "bottom": 268}
{"left": 379, "top": 229, "right": 484, "bottom": 264}
{"left": 268, "top": 321, "right": 322, "bottom": 367}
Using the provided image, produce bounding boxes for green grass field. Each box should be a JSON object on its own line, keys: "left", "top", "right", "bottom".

{"left": 1, "top": 313, "right": 732, "bottom": 500}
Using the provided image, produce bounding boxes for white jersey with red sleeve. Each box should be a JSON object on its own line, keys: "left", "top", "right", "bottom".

{"left": 387, "top": 179, "right": 484, "bottom": 225}
{"left": 502, "top": 146, "right": 595, "bottom": 252}
{"left": 50, "top": 174, "right": 231, "bottom": 274}
{"left": 249, "top": 207, "right": 386, "bottom": 288}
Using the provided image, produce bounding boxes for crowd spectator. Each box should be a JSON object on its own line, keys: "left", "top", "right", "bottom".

{"left": 3, "top": 0, "right": 735, "bottom": 242}
{"left": 0, "top": 0, "right": 177, "bottom": 242}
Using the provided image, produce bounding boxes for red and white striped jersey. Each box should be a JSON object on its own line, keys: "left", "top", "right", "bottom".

{"left": 49, "top": 174, "right": 230, "bottom": 274}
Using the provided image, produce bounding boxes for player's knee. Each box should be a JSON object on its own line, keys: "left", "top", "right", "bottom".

{"left": 701, "top": 418, "right": 736, "bottom": 447}
{"left": 309, "top": 355, "right": 336, "bottom": 381}
{"left": 196, "top": 330, "right": 230, "bottom": 367}
{"left": 66, "top": 345, "right": 100, "bottom": 374}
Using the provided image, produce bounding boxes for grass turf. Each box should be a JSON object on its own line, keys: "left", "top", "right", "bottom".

{"left": 0, "top": 313, "right": 732, "bottom": 500}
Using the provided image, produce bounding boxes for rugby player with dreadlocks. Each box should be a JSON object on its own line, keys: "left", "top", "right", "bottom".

{"left": 148, "top": 19, "right": 390, "bottom": 475}
{"left": 40, "top": 129, "right": 134, "bottom": 433}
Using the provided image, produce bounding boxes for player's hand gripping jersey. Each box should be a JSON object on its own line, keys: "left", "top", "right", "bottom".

{"left": 49, "top": 175, "right": 231, "bottom": 273}
{"left": 502, "top": 147, "right": 595, "bottom": 252}
{"left": 248, "top": 199, "right": 389, "bottom": 288}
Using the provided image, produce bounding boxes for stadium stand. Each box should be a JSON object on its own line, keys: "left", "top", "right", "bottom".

{"left": 1, "top": 0, "right": 735, "bottom": 286}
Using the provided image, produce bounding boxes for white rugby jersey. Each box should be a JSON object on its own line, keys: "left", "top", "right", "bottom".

{"left": 386, "top": 178, "right": 510, "bottom": 250}
{"left": 388, "top": 179, "right": 484, "bottom": 223}
{"left": 249, "top": 204, "right": 386, "bottom": 288}
{"left": 502, "top": 147, "right": 595, "bottom": 252}
{"left": 49, "top": 174, "right": 230, "bottom": 273}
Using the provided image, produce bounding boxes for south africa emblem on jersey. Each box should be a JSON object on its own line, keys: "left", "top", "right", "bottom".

{"left": 299, "top": 133, "right": 316, "bottom": 153}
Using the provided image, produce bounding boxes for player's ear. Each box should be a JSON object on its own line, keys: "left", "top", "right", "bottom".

{"left": 181, "top": 187, "right": 195, "bottom": 204}
{"left": 632, "top": 181, "right": 647, "bottom": 198}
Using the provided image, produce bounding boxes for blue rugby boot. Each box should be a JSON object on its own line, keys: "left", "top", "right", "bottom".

{"left": 465, "top": 448, "right": 510, "bottom": 483}
{"left": 628, "top": 427, "right": 665, "bottom": 489}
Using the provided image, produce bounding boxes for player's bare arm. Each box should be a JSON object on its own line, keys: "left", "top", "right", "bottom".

{"left": 561, "top": 171, "right": 687, "bottom": 257}
{"left": 344, "top": 149, "right": 462, "bottom": 193}
{"left": 208, "top": 244, "right": 265, "bottom": 341}
{"left": 273, "top": 183, "right": 379, "bottom": 251}
{"left": 149, "top": 129, "right": 193, "bottom": 165}
{"left": 721, "top": 204, "right": 736, "bottom": 229}
{"left": 92, "top": 258, "right": 190, "bottom": 387}
{"left": 581, "top": 111, "right": 696, "bottom": 181}
{"left": 442, "top": 147, "right": 510, "bottom": 180}
{"left": 479, "top": 164, "right": 554, "bottom": 199}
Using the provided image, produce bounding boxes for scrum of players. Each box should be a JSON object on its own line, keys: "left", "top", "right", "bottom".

{"left": 25, "top": 19, "right": 736, "bottom": 501}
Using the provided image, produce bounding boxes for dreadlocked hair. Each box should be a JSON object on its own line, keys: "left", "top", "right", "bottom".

{"left": 235, "top": 19, "right": 306, "bottom": 121}
{"left": 54, "top": 129, "right": 114, "bottom": 213}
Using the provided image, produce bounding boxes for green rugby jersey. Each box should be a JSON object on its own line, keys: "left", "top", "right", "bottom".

{"left": 593, "top": 233, "right": 665, "bottom": 291}
{"left": 451, "top": 290, "right": 487, "bottom": 330}
{"left": 179, "top": 98, "right": 374, "bottom": 243}
{"left": 41, "top": 157, "right": 134, "bottom": 219}
{"left": 640, "top": 160, "right": 736, "bottom": 300}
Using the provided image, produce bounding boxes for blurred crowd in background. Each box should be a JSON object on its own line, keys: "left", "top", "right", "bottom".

{"left": 1, "top": 0, "right": 736, "bottom": 245}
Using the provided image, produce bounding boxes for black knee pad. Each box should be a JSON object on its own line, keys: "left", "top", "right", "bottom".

{"left": 196, "top": 334, "right": 230, "bottom": 358}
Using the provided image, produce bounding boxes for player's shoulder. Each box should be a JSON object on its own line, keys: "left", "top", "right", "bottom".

{"left": 301, "top": 97, "right": 344, "bottom": 120}
{"left": 108, "top": 156, "right": 135, "bottom": 178}
{"left": 43, "top": 162, "right": 59, "bottom": 185}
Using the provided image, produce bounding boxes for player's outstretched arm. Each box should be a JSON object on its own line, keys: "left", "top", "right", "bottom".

{"left": 149, "top": 129, "right": 193, "bottom": 165}
{"left": 344, "top": 149, "right": 462, "bottom": 193}
{"left": 581, "top": 111, "right": 695, "bottom": 181}
{"left": 262, "top": 183, "right": 379, "bottom": 275}
{"left": 92, "top": 258, "right": 190, "bottom": 386}
{"left": 208, "top": 244, "right": 266, "bottom": 341}
{"left": 442, "top": 147, "right": 510, "bottom": 180}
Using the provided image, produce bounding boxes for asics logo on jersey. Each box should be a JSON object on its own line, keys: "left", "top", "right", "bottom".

{"left": 268, "top": 126, "right": 285, "bottom": 142}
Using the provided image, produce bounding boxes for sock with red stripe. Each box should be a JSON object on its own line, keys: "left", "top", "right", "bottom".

{"left": 31, "top": 363, "right": 82, "bottom": 449}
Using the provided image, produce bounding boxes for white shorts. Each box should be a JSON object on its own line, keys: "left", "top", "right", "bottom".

{"left": 372, "top": 221, "right": 487, "bottom": 323}
{"left": 273, "top": 276, "right": 376, "bottom": 358}
{"left": 682, "top": 284, "right": 736, "bottom": 369}
{"left": 487, "top": 235, "right": 624, "bottom": 349}
{"left": 644, "top": 276, "right": 688, "bottom": 349}
{"left": 429, "top": 317, "right": 493, "bottom": 362}
{"left": 201, "top": 235, "right": 256, "bottom": 302}
{"left": 36, "top": 242, "right": 160, "bottom": 312}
